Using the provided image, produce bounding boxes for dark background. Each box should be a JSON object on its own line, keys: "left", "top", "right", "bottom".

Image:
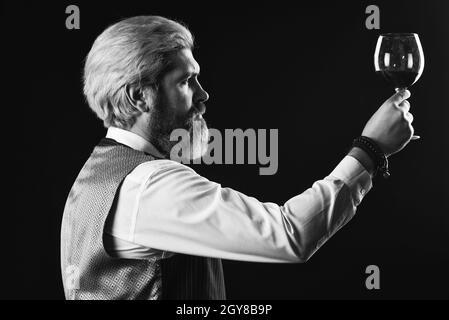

{"left": 3, "top": 0, "right": 448, "bottom": 299}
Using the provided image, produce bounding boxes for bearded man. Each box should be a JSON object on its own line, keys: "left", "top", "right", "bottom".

{"left": 61, "top": 16, "right": 417, "bottom": 300}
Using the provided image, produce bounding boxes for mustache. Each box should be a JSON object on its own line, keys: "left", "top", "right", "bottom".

{"left": 180, "top": 103, "right": 207, "bottom": 130}
{"left": 191, "top": 102, "right": 206, "bottom": 116}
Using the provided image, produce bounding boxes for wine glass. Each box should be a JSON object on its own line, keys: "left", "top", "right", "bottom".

{"left": 374, "top": 33, "right": 423, "bottom": 140}
{"left": 374, "top": 33, "right": 424, "bottom": 92}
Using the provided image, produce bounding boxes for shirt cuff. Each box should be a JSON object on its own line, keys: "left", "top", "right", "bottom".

{"left": 329, "top": 156, "right": 373, "bottom": 206}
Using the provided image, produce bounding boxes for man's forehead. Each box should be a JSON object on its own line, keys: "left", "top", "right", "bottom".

{"left": 169, "top": 49, "right": 200, "bottom": 75}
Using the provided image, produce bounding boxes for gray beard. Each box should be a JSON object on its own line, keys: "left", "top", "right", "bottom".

{"left": 147, "top": 98, "right": 209, "bottom": 160}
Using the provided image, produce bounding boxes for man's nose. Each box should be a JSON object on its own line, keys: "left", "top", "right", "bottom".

{"left": 195, "top": 82, "right": 209, "bottom": 103}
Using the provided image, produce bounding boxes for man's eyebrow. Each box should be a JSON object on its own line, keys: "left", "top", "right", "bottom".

{"left": 177, "top": 68, "right": 200, "bottom": 79}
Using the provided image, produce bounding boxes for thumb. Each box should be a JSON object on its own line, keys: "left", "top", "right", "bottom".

{"left": 389, "top": 89, "right": 411, "bottom": 105}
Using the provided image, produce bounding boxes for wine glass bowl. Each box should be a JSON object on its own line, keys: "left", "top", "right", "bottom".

{"left": 374, "top": 33, "right": 424, "bottom": 92}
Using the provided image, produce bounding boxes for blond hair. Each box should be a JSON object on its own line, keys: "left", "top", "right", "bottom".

{"left": 83, "top": 16, "right": 194, "bottom": 128}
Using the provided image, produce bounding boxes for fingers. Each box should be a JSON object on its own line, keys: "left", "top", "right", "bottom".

{"left": 405, "top": 112, "right": 420, "bottom": 141}
{"left": 398, "top": 100, "right": 410, "bottom": 113}
{"left": 390, "top": 89, "right": 411, "bottom": 105}
{"left": 392, "top": 93, "right": 417, "bottom": 142}
{"left": 397, "top": 101, "right": 413, "bottom": 127}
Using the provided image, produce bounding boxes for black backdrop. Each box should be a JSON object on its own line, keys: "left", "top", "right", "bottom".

{"left": 3, "top": 0, "right": 448, "bottom": 299}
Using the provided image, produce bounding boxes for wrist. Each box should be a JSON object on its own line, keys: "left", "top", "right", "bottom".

{"left": 348, "top": 147, "right": 376, "bottom": 176}
{"left": 351, "top": 136, "right": 390, "bottom": 179}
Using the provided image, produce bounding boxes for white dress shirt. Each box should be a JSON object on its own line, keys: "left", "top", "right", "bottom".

{"left": 104, "top": 127, "right": 373, "bottom": 263}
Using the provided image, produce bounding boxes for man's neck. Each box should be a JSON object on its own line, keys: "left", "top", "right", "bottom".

{"left": 106, "top": 126, "right": 167, "bottom": 158}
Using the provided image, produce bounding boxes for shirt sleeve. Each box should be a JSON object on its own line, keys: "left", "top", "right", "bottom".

{"left": 125, "top": 155, "right": 372, "bottom": 263}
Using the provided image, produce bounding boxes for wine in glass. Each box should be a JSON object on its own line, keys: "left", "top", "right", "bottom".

{"left": 374, "top": 33, "right": 424, "bottom": 92}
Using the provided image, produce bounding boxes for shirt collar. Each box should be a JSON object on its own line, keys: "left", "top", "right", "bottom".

{"left": 106, "top": 127, "right": 165, "bottom": 158}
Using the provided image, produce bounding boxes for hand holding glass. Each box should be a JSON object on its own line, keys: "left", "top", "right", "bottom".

{"left": 374, "top": 33, "right": 423, "bottom": 140}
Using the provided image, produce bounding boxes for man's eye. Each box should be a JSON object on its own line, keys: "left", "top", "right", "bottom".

{"left": 180, "top": 79, "right": 189, "bottom": 86}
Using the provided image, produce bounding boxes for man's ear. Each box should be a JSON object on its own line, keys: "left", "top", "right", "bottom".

{"left": 125, "top": 84, "right": 150, "bottom": 112}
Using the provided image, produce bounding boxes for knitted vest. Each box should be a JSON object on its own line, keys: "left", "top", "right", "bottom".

{"left": 60, "top": 138, "right": 226, "bottom": 300}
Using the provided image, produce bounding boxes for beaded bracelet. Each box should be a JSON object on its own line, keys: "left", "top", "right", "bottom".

{"left": 352, "top": 136, "right": 390, "bottom": 179}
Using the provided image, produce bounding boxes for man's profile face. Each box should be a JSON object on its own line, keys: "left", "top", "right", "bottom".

{"left": 160, "top": 48, "right": 208, "bottom": 119}
{"left": 148, "top": 48, "right": 210, "bottom": 159}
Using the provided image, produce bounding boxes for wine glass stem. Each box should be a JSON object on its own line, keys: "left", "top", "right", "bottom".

{"left": 395, "top": 87, "right": 407, "bottom": 92}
